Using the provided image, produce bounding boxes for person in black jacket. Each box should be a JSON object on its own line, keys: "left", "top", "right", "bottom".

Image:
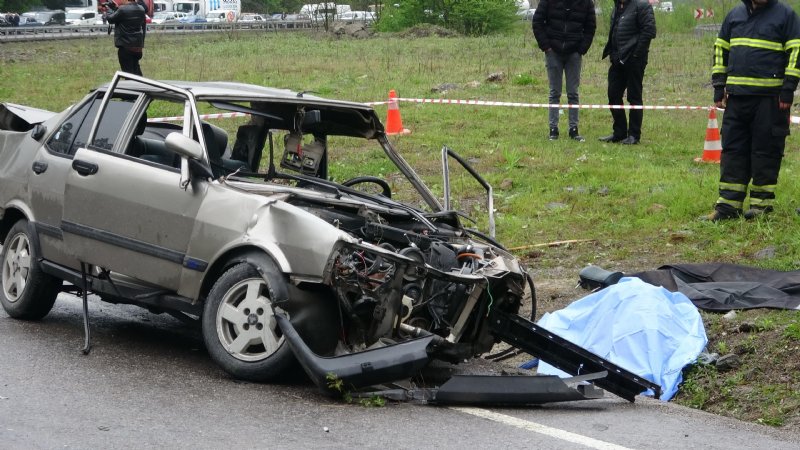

{"left": 532, "top": 0, "right": 596, "bottom": 141}
{"left": 701, "top": 0, "right": 800, "bottom": 221}
{"left": 106, "top": 0, "right": 146, "bottom": 76}
{"left": 599, "top": 0, "right": 656, "bottom": 145}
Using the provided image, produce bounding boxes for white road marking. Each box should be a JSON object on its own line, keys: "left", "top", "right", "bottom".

{"left": 451, "top": 407, "right": 634, "bottom": 450}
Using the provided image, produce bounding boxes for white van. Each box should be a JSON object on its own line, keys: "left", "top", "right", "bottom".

{"left": 65, "top": 9, "right": 97, "bottom": 26}
{"left": 206, "top": 10, "right": 237, "bottom": 23}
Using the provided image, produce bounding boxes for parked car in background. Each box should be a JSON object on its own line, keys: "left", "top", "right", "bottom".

{"left": 178, "top": 14, "right": 207, "bottom": 25}
{"left": 152, "top": 11, "right": 187, "bottom": 24}
{"left": 337, "top": 11, "right": 375, "bottom": 24}
{"left": 65, "top": 9, "right": 98, "bottom": 26}
{"left": 21, "top": 10, "right": 66, "bottom": 26}
{"left": 283, "top": 13, "right": 310, "bottom": 28}
{"left": 239, "top": 13, "right": 265, "bottom": 22}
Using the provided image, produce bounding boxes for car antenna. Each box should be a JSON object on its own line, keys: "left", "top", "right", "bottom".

{"left": 296, "top": 90, "right": 318, "bottom": 98}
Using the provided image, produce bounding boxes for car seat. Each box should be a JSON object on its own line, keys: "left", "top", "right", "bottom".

{"left": 201, "top": 122, "right": 248, "bottom": 178}
{"left": 129, "top": 114, "right": 178, "bottom": 167}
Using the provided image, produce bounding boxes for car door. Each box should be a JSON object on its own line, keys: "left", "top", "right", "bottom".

{"left": 61, "top": 81, "right": 207, "bottom": 291}
{"left": 29, "top": 92, "right": 105, "bottom": 269}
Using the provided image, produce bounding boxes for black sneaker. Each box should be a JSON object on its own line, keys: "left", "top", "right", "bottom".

{"left": 549, "top": 127, "right": 559, "bottom": 140}
{"left": 569, "top": 127, "right": 585, "bottom": 142}
{"left": 743, "top": 207, "right": 773, "bottom": 220}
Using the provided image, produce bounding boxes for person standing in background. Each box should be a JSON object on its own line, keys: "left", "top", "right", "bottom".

{"left": 532, "top": 0, "right": 597, "bottom": 142}
{"left": 701, "top": 0, "right": 800, "bottom": 221}
{"left": 106, "top": 0, "right": 146, "bottom": 76}
{"left": 599, "top": 0, "right": 656, "bottom": 145}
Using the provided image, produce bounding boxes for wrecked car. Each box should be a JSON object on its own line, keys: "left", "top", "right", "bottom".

{"left": 0, "top": 73, "right": 658, "bottom": 404}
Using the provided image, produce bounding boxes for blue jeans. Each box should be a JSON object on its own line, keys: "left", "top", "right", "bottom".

{"left": 545, "top": 51, "right": 582, "bottom": 130}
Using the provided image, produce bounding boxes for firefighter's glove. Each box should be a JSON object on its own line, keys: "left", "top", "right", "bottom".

{"left": 780, "top": 89, "right": 794, "bottom": 106}
{"left": 713, "top": 87, "right": 725, "bottom": 104}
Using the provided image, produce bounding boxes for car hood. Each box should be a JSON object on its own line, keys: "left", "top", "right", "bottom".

{"left": 0, "top": 103, "right": 57, "bottom": 132}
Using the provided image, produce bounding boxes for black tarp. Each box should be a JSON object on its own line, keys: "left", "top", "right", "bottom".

{"left": 630, "top": 263, "right": 800, "bottom": 311}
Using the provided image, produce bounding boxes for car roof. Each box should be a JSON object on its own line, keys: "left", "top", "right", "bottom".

{"left": 111, "top": 79, "right": 374, "bottom": 110}
{"left": 105, "top": 79, "right": 385, "bottom": 138}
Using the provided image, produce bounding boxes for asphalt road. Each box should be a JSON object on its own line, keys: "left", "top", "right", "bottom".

{"left": 1, "top": 293, "right": 799, "bottom": 449}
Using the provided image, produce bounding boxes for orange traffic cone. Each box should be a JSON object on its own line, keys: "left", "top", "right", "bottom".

{"left": 695, "top": 108, "right": 722, "bottom": 163}
{"left": 385, "top": 89, "right": 410, "bottom": 135}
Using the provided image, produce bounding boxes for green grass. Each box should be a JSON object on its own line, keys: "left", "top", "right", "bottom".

{"left": 3, "top": 21, "right": 800, "bottom": 426}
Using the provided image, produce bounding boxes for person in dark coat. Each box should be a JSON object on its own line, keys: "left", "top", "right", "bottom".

{"left": 106, "top": 0, "right": 146, "bottom": 76}
{"left": 701, "top": 0, "right": 800, "bottom": 221}
{"left": 532, "top": 0, "right": 596, "bottom": 141}
{"left": 599, "top": 0, "right": 656, "bottom": 145}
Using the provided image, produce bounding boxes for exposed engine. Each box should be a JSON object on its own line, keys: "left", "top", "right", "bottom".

{"left": 299, "top": 199, "right": 527, "bottom": 362}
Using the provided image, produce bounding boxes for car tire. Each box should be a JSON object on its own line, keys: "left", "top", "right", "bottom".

{"left": 0, "top": 219, "right": 61, "bottom": 320}
{"left": 202, "top": 259, "right": 296, "bottom": 382}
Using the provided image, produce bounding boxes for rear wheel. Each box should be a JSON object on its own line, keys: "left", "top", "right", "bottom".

{"left": 1, "top": 219, "right": 61, "bottom": 320}
{"left": 202, "top": 261, "right": 295, "bottom": 381}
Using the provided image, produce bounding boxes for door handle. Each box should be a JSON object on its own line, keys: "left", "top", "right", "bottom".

{"left": 72, "top": 159, "right": 98, "bottom": 176}
{"left": 32, "top": 161, "right": 48, "bottom": 174}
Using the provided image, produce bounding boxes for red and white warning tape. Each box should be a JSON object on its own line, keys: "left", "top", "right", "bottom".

{"left": 149, "top": 98, "right": 800, "bottom": 124}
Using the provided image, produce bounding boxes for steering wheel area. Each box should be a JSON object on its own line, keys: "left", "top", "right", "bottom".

{"left": 341, "top": 176, "right": 392, "bottom": 198}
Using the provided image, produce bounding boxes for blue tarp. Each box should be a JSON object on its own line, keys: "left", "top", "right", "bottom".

{"left": 534, "top": 277, "right": 707, "bottom": 401}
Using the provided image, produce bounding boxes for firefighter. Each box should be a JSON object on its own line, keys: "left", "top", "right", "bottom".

{"left": 702, "top": 0, "right": 800, "bottom": 221}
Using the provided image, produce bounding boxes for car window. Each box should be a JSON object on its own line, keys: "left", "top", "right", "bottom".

{"left": 90, "top": 97, "right": 137, "bottom": 151}
{"left": 46, "top": 95, "right": 101, "bottom": 156}
{"left": 123, "top": 98, "right": 186, "bottom": 170}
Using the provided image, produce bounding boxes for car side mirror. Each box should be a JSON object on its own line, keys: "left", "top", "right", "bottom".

{"left": 30, "top": 124, "right": 46, "bottom": 141}
{"left": 165, "top": 132, "right": 204, "bottom": 160}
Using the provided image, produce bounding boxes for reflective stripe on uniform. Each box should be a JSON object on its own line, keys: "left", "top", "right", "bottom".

{"left": 785, "top": 39, "right": 800, "bottom": 49}
{"left": 787, "top": 45, "right": 800, "bottom": 78}
{"left": 730, "top": 37, "right": 784, "bottom": 51}
{"left": 714, "top": 42, "right": 727, "bottom": 71}
{"left": 715, "top": 38, "right": 731, "bottom": 50}
{"left": 719, "top": 182, "right": 748, "bottom": 192}
{"left": 716, "top": 197, "right": 744, "bottom": 208}
{"left": 727, "top": 76, "right": 783, "bottom": 87}
{"left": 749, "top": 197, "right": 774, "bottom": 207}
{"left": 750, "top": 184, "right": 777, "bottom": 194}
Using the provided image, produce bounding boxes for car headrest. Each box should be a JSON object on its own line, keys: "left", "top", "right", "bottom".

{"left": 201, "top": 122, "right": 228, "bottom": 161}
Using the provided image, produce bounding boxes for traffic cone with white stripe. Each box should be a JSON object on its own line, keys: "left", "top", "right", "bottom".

{"left": 385, "top": 89, "right": 410, "bottom": 135}
{"left": 694, "top": 108, "right": 721, "bottom": 163}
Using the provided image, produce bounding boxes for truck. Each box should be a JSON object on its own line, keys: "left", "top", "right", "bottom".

{"left": 172, "top": 0, "right": 241, "bottom": 21}
{"left": 152, "top": 0, "right": 174, "bottom": 14}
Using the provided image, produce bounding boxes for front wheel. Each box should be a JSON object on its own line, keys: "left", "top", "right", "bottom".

{"left": 1, "top": 219, "right": 61, "bottom": 319}
{"left": 201, "top": 261, "right": 295, "bottom": 381}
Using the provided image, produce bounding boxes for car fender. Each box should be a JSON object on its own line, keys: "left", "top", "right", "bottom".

{"left": 178, "top": 190, "right": 355, "bottom": 300}
{"left": 2, "top": 199, "right": 35, "bottom": 225}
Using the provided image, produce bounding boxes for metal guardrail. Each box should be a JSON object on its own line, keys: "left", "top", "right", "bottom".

{"left": 0, "top": 19, "right": 315, "bottom": 42}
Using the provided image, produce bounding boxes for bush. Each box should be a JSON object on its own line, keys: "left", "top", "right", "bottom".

{"left": 375, "top": 0, "right": 518, "bottom": 36}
